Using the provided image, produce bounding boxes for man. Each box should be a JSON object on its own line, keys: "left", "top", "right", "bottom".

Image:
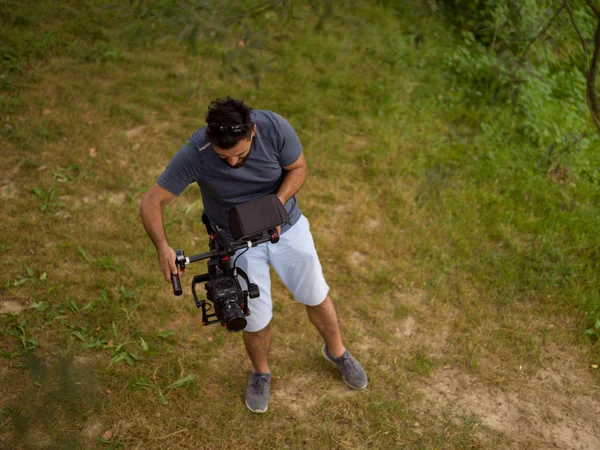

{"left": 140, "top": 97, "right": 367, "bottom": 413}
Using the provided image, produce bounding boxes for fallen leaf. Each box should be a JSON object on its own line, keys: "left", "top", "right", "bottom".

{"left": 105, "top": 389, "right": 112, "bottom": 394}
{"left": 443, "top": 364, "right": 452, "bottom": 370}
{"left": 167, "top": 374, "right": 196, "bottom": 389}
{"left": 102, "top": 430, "right": 113, "bottom": 440}
{"left": 37, "top": 166, "right": 47, "bottom": 171}
{"left": 89, "top": 148, "right": 97, "bottom": 158}
{"left": 592, "top": 364, "right": 598, "bottom": 369}
{"left": 42, "top": 109, "right": 52, "bottom": 116}
{"left": 107, "top": 340, "right": 114, "bottom": 348}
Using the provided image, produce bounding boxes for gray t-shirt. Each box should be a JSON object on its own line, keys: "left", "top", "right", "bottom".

{"left": 157, "top": 110, "right": 303, "bottom": 240}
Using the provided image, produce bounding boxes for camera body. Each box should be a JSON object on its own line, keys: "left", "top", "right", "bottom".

{"left": 205, "top": 258, "right": 252, "bottom": 329}
{"left": 172, "top": 195, "right": 289, "bottom": 332}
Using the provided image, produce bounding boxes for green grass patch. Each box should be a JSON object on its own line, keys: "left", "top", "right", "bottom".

{"left": 1, "top": 0, "right": 599, "bottom": 448}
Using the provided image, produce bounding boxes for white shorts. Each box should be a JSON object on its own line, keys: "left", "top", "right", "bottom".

{"left": 234, "top": 215, "right": 329, "bottom": 332}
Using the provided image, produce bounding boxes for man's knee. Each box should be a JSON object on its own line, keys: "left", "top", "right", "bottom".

{"left": 305, "top": 295, "right": 331, "bottom": 316}
{"left": 243, "top": 323, "right": 271, "bottom": 338}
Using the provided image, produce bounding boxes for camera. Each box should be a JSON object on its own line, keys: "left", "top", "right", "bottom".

{"left": 171, "top": 195, "right": 289, "bottom": 332}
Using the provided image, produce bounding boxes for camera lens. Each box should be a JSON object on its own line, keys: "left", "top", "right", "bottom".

{"left": 223, "top": 301, "right": 247, "bottom": 332}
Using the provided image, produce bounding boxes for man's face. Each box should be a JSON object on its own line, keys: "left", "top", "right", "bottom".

{"left": 214, "top": 125, "right": 256, "bottom": 169}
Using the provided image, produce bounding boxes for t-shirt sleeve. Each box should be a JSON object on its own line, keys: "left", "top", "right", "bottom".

{"left": 274, "top": 114, "right": 303, "bottom": 167}
{"left": 157, "top": 141, "right": 201, "bottom": 196}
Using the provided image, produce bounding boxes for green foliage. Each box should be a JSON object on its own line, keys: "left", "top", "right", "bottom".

{"left": 29, "top": 185, "right": 60, "bottom": 212}
{"left": 167, "top": 374, "right": 196, "bottom": 389}
{"left": 586, "top": 318, "right": 600, "bottom": 342}
{"left": 440, "top": 0, "right": 550, "bottom": 52}
{"left": 438, "top": 0, "right": 596, "bottom": 155}
{"left": 517, "top": 66, "right": 589, "bottom": 148}
{"left": 443, "top": 33, "right": 513, "bottom": 105}
{"left": 6, "top": 319, "right": 38, "bottom": 352}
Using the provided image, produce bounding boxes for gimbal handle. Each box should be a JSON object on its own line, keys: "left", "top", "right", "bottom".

{"left": 171, "top": 273, "right": 182, "bottom": 296}
{"left": 171, "top": 249, "right": 186, "bottom": 296}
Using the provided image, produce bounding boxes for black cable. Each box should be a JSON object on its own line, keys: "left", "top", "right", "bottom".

{"left": 233, "top": 246, "right": 250, "bottom": 269}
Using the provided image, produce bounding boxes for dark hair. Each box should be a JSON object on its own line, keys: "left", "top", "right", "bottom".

{"left": 205, "top": 97, "right": 253, "bottom": 149}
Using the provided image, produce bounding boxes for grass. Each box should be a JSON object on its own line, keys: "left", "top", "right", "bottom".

{"left": 1, "top": 0, "right": 600, "bottom": 449}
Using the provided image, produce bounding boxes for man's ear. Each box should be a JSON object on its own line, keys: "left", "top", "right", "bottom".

{"left": 251, "top": 124, "right": 257, "bottom": 137}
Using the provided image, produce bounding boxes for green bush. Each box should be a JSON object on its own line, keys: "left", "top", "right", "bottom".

{"left": 438, "top": 0, "right": 596, "bottom": 166}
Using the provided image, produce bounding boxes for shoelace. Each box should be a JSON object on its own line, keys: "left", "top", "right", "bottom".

{"left": 336, "top": 353, "right": 356, "bottom": 371}
{"left": 251, "top": 375, "right": 270, "bottom": 391}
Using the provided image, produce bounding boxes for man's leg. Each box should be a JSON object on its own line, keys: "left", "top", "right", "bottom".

{"left": 243, "top": 324, "right": 272, "bottom": 413}
{"left": 242, "top": 324, "right": 271, "bottom": 374}
{"left": 306, "top": 296, "right": 345, "bottom": 358}
{"left": 270, "top": 215, "right": 368, "bottom": 389}
{"left": 308, "top": 296, "right": 368, "bottom": 389}
{"left": 234, "top": 245, "right": 273, "bottom": 412}
{"left": 234, "top": 244, "right": 272, "bottom": 372}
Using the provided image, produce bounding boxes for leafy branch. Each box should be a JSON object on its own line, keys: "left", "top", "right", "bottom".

{"left": 584, "top": 0, "right": 600, "bottom": 133}
{"left": 560, "top": 0, "right": 600, "bottom": 134}
{"left": 518, "top": 3, "right": 566, "bottom": 63}
{"left": 515, "top": 0, "right": 600, "bottom": 136}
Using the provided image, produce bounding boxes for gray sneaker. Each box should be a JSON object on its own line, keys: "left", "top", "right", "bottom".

{"left": 322, "top": 345, "right": 368, "bottom": 390}
{"left": 245, "top": 371, "right": 271, "bottom": 413}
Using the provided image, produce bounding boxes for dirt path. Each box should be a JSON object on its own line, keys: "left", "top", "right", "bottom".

{"left": 391, "top": 290, "right": 600, "bottom": 449}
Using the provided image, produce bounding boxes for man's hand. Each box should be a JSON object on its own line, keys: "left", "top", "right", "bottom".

{"left": 275, "top": 195, "right": 284, "bottom": 237}
{"left": 157, "top": 245, "right": 179, "bottom": 283}
{"left": 139, "top": 183, "right": 179, "bottom": 282}
{"left": 275, "top": 153, "right": 306, "bottom": 240}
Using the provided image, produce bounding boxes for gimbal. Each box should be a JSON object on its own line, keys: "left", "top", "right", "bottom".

{"left": 169, "top": 195, "right": 290, "bottom": 332}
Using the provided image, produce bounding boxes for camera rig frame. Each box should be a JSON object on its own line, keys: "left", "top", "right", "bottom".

{"left": 171, "top": 223, "right": 280, "bottom": 328}
{"left": 170, "top": 194, "right": 290, "bottom": 331}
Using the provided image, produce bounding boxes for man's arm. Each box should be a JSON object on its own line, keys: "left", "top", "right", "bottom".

{"left": 276, "top": 152, "right": 307, "bottom": 205}
{"left": 139, "top": 183, "right": 179, "bottom": 282}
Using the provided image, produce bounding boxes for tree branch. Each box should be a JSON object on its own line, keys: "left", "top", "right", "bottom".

{"left": 586, "top": 18, "right": 600, "bottom": 133}
{"left": 585, "top": 0, "right": 600, "bottom": 17}
{"left": 564, "top": 0, "right": 600, "bottom": 134}
{"left": 564, "top": 0, "right": 590, "bottom": 74}
{"left": 518, "top": 3, "right": 566, "bottom": 63}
